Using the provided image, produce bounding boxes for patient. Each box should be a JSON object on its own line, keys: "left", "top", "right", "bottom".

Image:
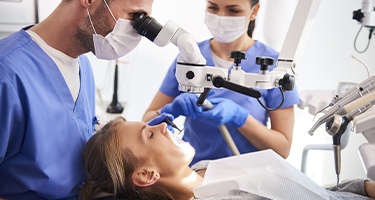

{"left": 79, "top": 116, "right": 375, "bottom": 200}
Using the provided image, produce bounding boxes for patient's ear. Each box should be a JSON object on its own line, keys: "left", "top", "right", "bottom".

{"left": 131, "top": 168, "right": 160, "bottom": 187}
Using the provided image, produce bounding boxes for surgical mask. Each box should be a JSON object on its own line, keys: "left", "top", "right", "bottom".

{"left": 204, "top": 11, "right": 249, "bottom": 43}
{"left": 87, "top": 1, "right": 141, "bottom": 60}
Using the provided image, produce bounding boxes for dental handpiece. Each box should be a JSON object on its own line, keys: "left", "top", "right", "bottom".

{"left": 326, "top": 115, "right": 350, "bottom": 189}
{"left": 333, "top": 144, "right": 341, "bottom": 189}
{"left": 309, "top": 83, "right": 375, "bottom": 135}
{"left": 333, "top": 133, "right": 343, "bottom": 189}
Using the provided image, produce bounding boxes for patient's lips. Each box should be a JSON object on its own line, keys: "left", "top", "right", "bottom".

{"left": 168, "top": 131, "right": 195, "bottom": 157}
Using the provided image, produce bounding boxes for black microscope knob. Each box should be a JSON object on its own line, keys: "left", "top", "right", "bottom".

{"left": 230, "top": 51, "right": 246, "bottom": 66}
{"left": 256, "top": 56, "right": 274, "bottom": 66}
{"left": 352, "top": 9, "right": 364, "bottom": 23}
{"left": 186, "top": 71, "right": 195, "bottom": 79}
{"left": 279, "top": 73, "right": 295, "bottom": 91}
{"left": 256, "top": 57, "right": 274, "bottom": 71}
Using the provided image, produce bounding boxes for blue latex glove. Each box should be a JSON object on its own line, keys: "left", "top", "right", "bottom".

{"left": 198, "top": 98, "right": 249, "bottom": 127}
{"left": 147, "top": 112, "right": 175, "bottom": 133}
{"left": 161, "top": 93, "right": 202, "bottom": 119}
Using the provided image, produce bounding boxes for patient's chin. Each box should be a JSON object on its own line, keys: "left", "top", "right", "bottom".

{"left": 169, "top": 132, "right": 195, "bottom": 163}
{"left": 183, "top": 143, "right": 195, "bottom": 162}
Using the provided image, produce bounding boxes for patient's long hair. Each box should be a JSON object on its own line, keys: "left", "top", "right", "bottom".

{"left": 79, "top": 116, "right": 174, "bottom": 200}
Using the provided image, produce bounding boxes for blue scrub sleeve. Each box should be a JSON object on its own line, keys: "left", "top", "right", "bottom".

{"left": 266, "top": 85, "right": 300, "bottom": 109}
{"left": 0, "top": 74, "right": 25, "bottom": 164}
{"left": 159, "top": 58, "right": 182, "bottom": 98}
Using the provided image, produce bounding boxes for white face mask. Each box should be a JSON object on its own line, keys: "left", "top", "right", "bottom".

{"left": 204, "top": 11, "right": 249, "bottom": 43}
{"left": 87, "top": 1, "right": 141, "bottom": 60}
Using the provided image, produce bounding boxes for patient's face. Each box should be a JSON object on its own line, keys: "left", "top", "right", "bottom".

{"left": 117, "top": 121, "right": 194, "bottom": 176}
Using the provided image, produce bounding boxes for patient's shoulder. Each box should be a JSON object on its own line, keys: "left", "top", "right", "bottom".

{"left": 191, "top": 160, "right": 210, "bottom": 171}
{"left": 199, "top": 189, "right": 270, "bottom": 200}
{"left": 191, "top": 160, "right": 210, "bottom": 178}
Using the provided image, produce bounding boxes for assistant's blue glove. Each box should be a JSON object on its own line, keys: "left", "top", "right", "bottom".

{"left": 161, "top": 93, "right": 202, "bottom": 119}
{"left": 197, "top": 98, "right": 249, "bottom": 127}
{"left": 147, "top": 113, "right": 175, "bottom": 133}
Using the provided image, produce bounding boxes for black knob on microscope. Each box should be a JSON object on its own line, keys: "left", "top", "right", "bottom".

{"left": 256, "top": 56, "right": 274, "bottom": 71}
{"left": 186, "top": 71, "right": 195, "bottom": 80}
{"left": 352, "top": 9, "right": 364, "bottom": 23}
{"left": 230, "top": 51, "right": 246, "bottom": 66}
{"left": 279, "top": 73, "right": 295, "bottom": 91}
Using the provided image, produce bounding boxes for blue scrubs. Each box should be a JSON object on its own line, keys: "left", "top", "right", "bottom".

{"left": 0, "top": 29, "right": 96, "bottom": 199}
{"left": 160, "top": 39, "right": 300, "bottom": 166}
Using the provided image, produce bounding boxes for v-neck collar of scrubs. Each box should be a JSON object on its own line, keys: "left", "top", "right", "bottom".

{"left": 23, "top": 30, "right": 85, "bottom": 114}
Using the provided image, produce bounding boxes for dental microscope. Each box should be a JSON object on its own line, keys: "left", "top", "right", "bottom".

{"left": 131, "top": 0, "right": 320, "bottom": 108}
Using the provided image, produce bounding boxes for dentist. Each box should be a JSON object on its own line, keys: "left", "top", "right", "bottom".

{"left": 0, "top": 0, "right": 154, "bottom": 199}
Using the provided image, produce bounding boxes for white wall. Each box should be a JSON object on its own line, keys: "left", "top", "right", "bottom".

{"left": 1, "top": 0, "right": 373, "bottom": 187}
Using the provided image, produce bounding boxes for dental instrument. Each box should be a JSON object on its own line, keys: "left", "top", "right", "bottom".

{"left": 308, "top": 83, "right": 375, "bottom": 186}
{"left": 156, "top": 110, "right": 183, "bottom": 134}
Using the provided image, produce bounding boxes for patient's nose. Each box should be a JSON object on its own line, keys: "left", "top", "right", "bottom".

{"left": 157, "top": 123, "right": 168, "bottom": 135}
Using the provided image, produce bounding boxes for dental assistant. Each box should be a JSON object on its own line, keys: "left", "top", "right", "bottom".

{"left": 143, "top": 0, "right": 300, "bottom": 166}
{"left": 0, "top": 0, "right": 153, "bottom": 199}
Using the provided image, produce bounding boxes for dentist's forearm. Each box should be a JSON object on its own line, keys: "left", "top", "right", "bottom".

{"left": 238, "top": 107, "right": 295, "bottom": 158}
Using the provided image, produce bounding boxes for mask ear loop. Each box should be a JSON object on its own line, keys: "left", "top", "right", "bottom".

{"left": 87, "top": 9, "right": 98, "bottom": 35}
{"left": 103, "top": 0, "right": 117, "bottom": 22}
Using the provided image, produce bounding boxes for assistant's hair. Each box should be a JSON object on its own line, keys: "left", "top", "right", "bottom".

{"left": 248, "top": 0, "right": 260, "bottom": 37}
{"left": 79, "top": 116, "right": 174, "bottom": 200}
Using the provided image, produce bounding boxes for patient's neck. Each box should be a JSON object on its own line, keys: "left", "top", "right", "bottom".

{"left": 164, "top": 168, "right": 203, "bottom": 200}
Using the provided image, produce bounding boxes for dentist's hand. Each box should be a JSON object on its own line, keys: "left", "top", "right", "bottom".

{"left": 198, "top": 98, "right": 249, "bottom": 127}
{"left": 147, "top": 112, "right": 175, "bottom": 133}
{"left": 161, "top": 93, "right": 202, "bottom": 119}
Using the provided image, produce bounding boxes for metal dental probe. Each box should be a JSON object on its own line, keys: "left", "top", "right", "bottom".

{"left": 156, "top": 111, "right": 183, "bottom": 134}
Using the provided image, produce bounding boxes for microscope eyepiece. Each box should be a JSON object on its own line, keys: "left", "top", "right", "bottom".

{"left": 131, "top": 13, "right": 163, "bottom": 42}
